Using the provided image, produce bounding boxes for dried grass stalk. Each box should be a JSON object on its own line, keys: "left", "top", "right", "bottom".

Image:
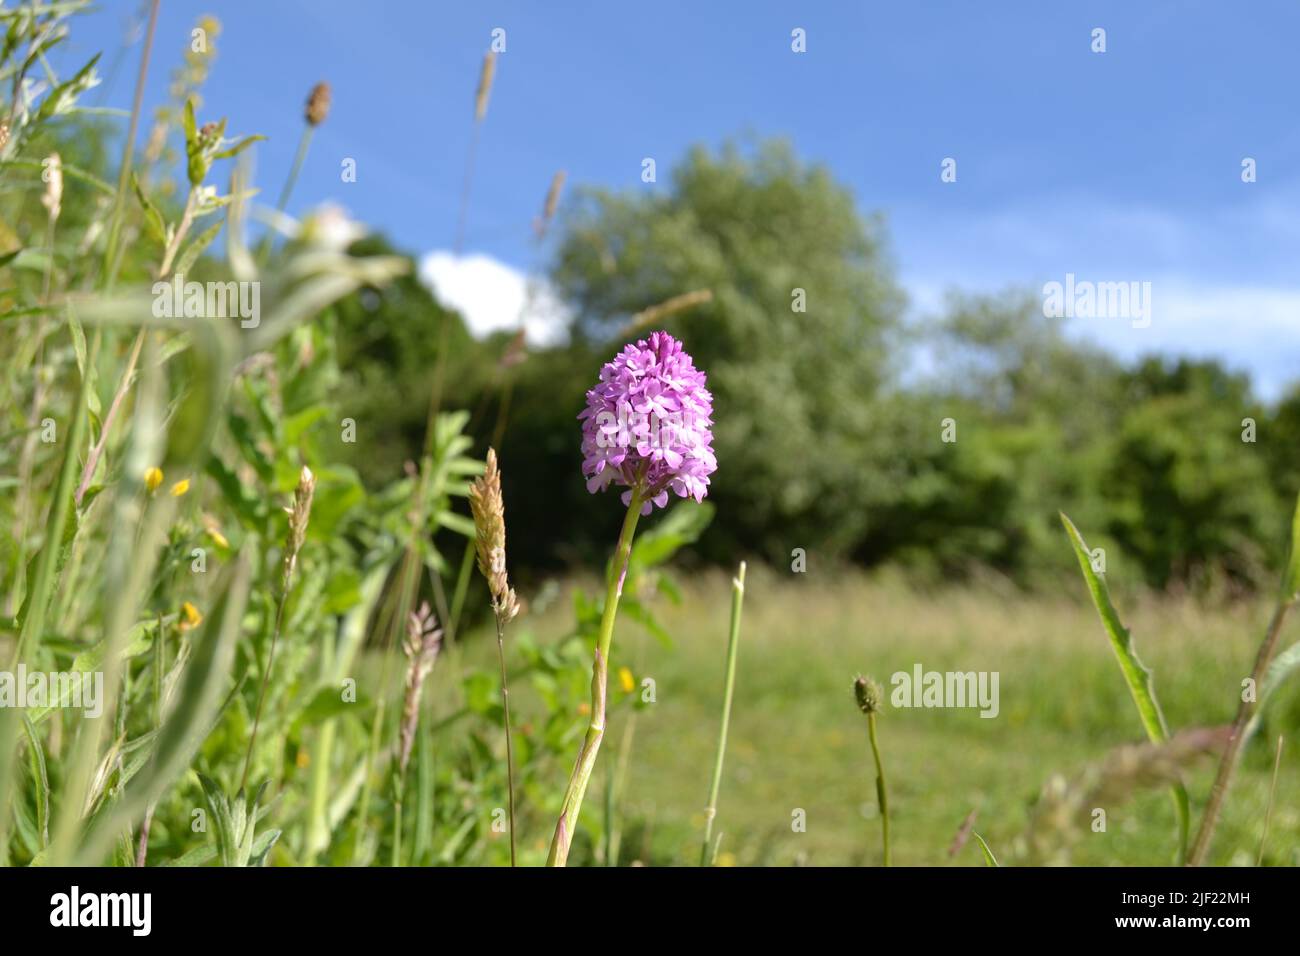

{"left": 474, "top": 51, "right": 496, "bottom": 122}
{"left": 399, "top": 602, "right": 442, "bottom": 774}
{"left": 467, "top": 448, "right": 519, "bottom": 620}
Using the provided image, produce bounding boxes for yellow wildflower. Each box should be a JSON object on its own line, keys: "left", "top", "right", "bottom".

{"left": 179, "top": 601, "right": 202, "bottom": 630}
{"left": 202, "top": 514, "right": 229, "bottom": 549}
{"left": 144, "top": 467, "right": 163, "bottom": 492}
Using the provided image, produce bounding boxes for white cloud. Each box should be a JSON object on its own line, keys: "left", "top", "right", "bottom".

{"left": 1083, "top": 280, "right": 1300, "bottom": 401}
{"left": 901, "top": 272, "right": 1300, "bottom": 402}
{"left": 418, "top": 251, "right": 571, "bottom": 346}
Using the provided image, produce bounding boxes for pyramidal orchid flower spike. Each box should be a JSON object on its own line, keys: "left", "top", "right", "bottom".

{"left": 579, "top": 330, "right": 717, "bottom": 515}
{"left": 549, "top": 331, "right": 715, "bottom": 866}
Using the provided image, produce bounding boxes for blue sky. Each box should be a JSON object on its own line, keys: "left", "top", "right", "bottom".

{"left": 78, "top": 1, "right": 1300, "bottom": 397}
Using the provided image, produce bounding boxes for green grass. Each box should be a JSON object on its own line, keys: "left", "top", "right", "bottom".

{"left": 469, "top": 565, "right": 1300, "bottom": 866}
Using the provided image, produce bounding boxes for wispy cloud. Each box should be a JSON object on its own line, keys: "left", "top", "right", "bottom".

{"left": 418, "top": 252, "right": 571, "bottom": 346}
{"left": 896, "top": 188, "right": 1300, "bottom": 401}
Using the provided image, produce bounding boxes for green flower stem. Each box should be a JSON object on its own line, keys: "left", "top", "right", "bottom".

{"left": 547, "top": 487, "right": 644, "bottom": 866}
{"left": 1187, "top": 597, "right": 1295, "bottom": 866}
{"left": 700, "top": 561, "right": 746, "bottom": 865}
{"left": 867, "top": 710, "right": 891, "bottom": 866}
{"left": 493, "top": 609, "right": 517, "bottom": 867}
{"left": 256, "top": 124, "right": 313, "bottom": 265}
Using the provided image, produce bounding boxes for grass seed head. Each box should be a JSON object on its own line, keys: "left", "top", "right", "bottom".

{"left": 469, "top": 448, "right": 519, "bottom": 621}
{"left": 282, "top": 465, "right": 316, "bottom": 587}
{"left": 400, "top": 602, "right": 443, "bottom": 773}
{"left": 854, "top": 675, "right": 882, "bottom": 715}
{"left": 474, "top": 51, "right": 496, "bottom": 122}
{"left": 305, "top": 81, "right": 331, "bottom": 126}
{"left": 535, "top": 169, "right": 567, "bottom": 237}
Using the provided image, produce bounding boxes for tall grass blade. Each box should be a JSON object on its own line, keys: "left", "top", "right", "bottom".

{"left": 1257, "top": 736, "right": 1283, "bottom": 866}
{"left": 21, "top": 716, "right": 50, "bottom": 850}
{"left": 0, "top": 321, "right": 95, "bottom": 861}
{"left": 972, "top": 831, "right": 999, "bottom": 867}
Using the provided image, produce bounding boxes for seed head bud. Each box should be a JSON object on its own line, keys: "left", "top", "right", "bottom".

{"left": 540, "top": 167, "right": 566, "bottom": 226}
{"left": 474, "top": 51, "right": 496, "bottom": 122}
{"left": 282, "top": 465, "right": 316, "bottom": 587}
{"left": 468, "top": 448, "right": 519, "bottom": 621}
{"left": 854, "top": 675, "right": 883, "bottom": 715}
{"left": 399, "top": 601, "right": 442, "bottom": 773}
{"left": 305, "top": 81, "right": 331, "bottom": 127}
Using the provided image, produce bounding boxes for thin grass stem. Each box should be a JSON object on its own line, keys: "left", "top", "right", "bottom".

{"left": 700, "top": 561, "right": 746, "bottom": 866}
{"left": 1188, "top": 599, "right": 1294, "bottom": 865}
{"left": 494, "top": 612, "right": 517, "bottom": 866}
{"left": 867, "top": 710, "right": 891, "bottom": 866}
{"left": 1256, "top": 735, "right": 1284, "bottom": 866}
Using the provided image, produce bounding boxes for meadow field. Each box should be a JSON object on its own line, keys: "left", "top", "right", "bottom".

{"left": 2, "top": 3, "right": 1297, "bottom": 874}
{"left": 445, "top": 569, "right": 1299, "bottom": 867}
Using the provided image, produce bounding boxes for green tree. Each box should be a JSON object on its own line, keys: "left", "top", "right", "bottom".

{"left": 551, "top": 138, "right": 905, "bottom": 559}
{"left": 1104, "top": 358, "right": 1281, "bottom": 589}
{"left": 1264, "top": 382, "right": 1300, "bottom": 509}
{"left": 871, "top": 293, "right": 1126, "bottom": 579}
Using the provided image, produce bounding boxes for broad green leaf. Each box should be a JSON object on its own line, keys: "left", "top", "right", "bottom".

{"left": 1283, "top": 491, "right": 1300, "bottom": 601}
{"left": 161, "top": 844, "right": 217, "bottom": 867}
{"left": 249, "top": 827, "right": 281, "bottom": 867}
{"left": 21, "top": 716, "right": 50, "bottom": 849}
{"left": 631, "top": 500, "right": 714, "bottom": 569}
{"left": 1060, "top": 512, "right": 1190, "bottom": 863}
{"left": 1245, "top": 640, "right": 1300, "bottom": 740}
{"left": 33, "top": 52, "right": 100, "bottom": 123}
{"left": 27, "top": 620, "right": 157, "bottom": 724}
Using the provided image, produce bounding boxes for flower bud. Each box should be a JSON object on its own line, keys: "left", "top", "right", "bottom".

{"left": 305, "top": 82, "right": 331, "bottom": 127}
{"left": 854, "top": 675, "right": 882, "bottom": 715}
